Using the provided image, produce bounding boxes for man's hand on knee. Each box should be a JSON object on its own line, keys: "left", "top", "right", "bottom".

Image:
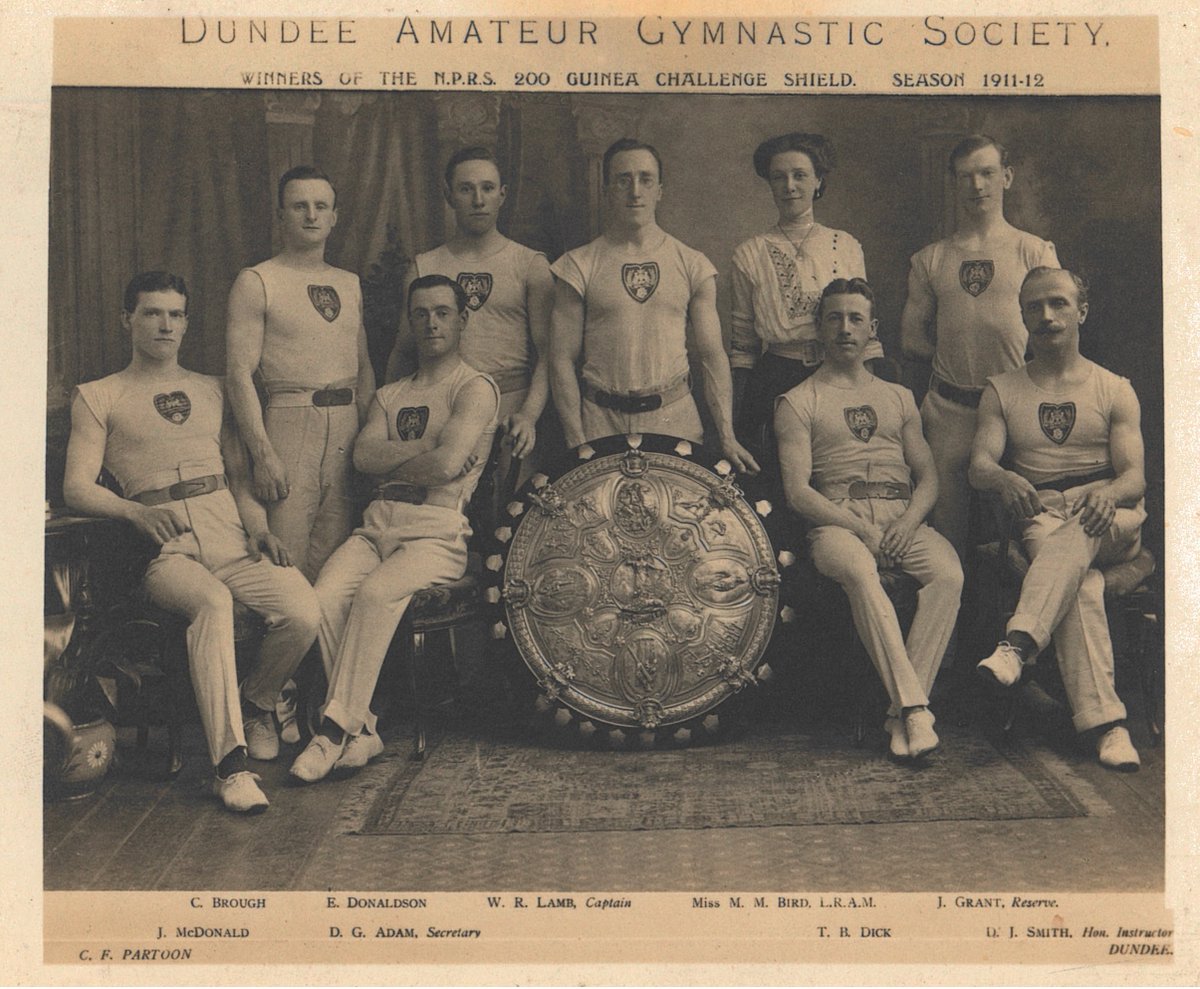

{"left": 131, "top": 505, "right": 190, "bottom": 545}
{"left": 997, "top": 469, "right": 1041, "bottom": 520}
{"left": 249, "top": 530, "right": 294, "bottom": 567}
{"left": 1072, "top": 485, "right": 1118, "bottom": 537}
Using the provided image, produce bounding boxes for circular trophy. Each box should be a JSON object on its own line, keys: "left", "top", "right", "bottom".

{"left": 495, "top": 435, "right": 779, "bottom": 733}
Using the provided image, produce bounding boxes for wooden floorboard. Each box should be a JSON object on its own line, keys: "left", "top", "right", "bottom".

{"left": 44, "top": 775, "right": 168, "bottom": 889}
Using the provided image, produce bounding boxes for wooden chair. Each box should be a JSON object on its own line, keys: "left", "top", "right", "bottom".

{"left": 758, "top": 382, "right": 919, "bottom": 747}
{"left": 973, "top": 490, "right": 1163, "bottom": 745}
{"left": 397, "top": 427, "right": 521, "bottom": 759}
{"left": 72, "top": 470, "right": 269, "bottom": 779}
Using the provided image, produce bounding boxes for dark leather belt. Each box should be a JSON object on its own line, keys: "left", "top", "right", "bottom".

{"left": 312, "top": 387, "right": 354, "bottom": 407}
{"left": 931, "top": 375, "right": 983, "bottom": 409}
{"left": 1035, "top": 468, "right": 1116, "bottom": 493}
{"left": 848, "top": 480, "right": 911, "bottom": 501}
{"left": 372, "top": 482, "right": 427, "bottom": 505}
{"left": 136, "top": 473, "right": 227, "bottom": 506}
{"left": 581, "top": 375, "right": 691, "bottom": 415}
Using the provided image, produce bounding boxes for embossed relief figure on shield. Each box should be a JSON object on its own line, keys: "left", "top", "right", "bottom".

{"left": 775, "top": 278, "right": 963, "bottom": 761}
{"left": 729, "top": 132, "right": 881, "bottom": 461}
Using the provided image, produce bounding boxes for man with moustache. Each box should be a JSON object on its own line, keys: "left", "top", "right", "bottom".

{"left": 385, "top": 147, "right": 553, "bottom": 474}
{"left": 971, "top": 267, "right": 1146, "bottom": 771}
{"left": 291, "top": 275, "right": 499, "bottom": 782}
{"left": 776, "top": 277, "right": 962, "bottom": 760}
{"left": 901, "top": 135, "right": 1059, "bottom": 562}
{"left": 549, "top": 137, "right": 758, "bottom": 473}
{"left": 226, "top": 165, "right": 376, "bottom": 583}
{"left": 63, "top": 271, "right": 320, "bottom": 812}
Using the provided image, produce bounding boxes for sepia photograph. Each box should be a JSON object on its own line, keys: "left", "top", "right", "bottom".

{"left": 7, "top": 4, "right": 1195, "bottom": 980}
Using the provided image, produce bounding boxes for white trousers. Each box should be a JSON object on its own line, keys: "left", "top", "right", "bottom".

{"left": 142, "top": 491, "right": 320, "bottom": 766}
{"left": 313, "top": 502, "right": 470, "bottom": 736}
{"left": 1008, "top": 488, "right": 1145, "bottom": 732}
{"left": 264, "top": 403, "right": 359, "bottom": 582}
{"left": 808, "top": 501, "right": 963, "bottom": 717}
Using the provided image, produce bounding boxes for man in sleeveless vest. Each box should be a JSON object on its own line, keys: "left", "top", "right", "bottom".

{"left": 290, "top": 275, "right": 499, "bottom": 783}
{"left": 226, "top": 165, "right": 376, "bottom": 582}
{"left": 549, "top": 137, "right": 758, "bottom": 474}
{"left": 776, "top": 278, "right": 963, "bottom": 760}
{"left": 63, "top": 272, "right": 320, "bottom": 812}
{"left": 971, "top": 267, "right": 1146, "bottom": 771}
{"left": 384, "top": 146, "right": 553, "bottom": 481}
{"left": 901, "top": 135, "right": 1059, "bottom": 562}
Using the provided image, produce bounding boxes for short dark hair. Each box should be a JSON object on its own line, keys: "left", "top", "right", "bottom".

{"left": 602, "top": 138, "right": 664, "bottom": 185}
{"left": 277, "top": 164, "right": 338, "bottom": 209}
{"left": 444, "top": 146, "right": 505, "bottom": 187}
{"left": 408, "top": 273, "right": 469, "bottom": 315}
{"left": 753, "top": 132, "right": 836, "bottom": 199}
{"left": 948, "top": 134, "right": 1010, "bottom": 174}
{"left": 122, "top": 271, "right": 189, "bottom": 315}
{"left": 817, "top": 277, "right": 875, "bottom": 322}
{"left": 1020, "top": 266, "right": 1089, "bottom": 307}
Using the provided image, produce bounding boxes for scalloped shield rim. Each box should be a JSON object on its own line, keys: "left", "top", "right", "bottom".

{"left": 493, "top": 433, "right": 779, "bottom": 732}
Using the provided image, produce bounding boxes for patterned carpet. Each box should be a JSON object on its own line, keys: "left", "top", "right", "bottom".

{"left": 347, "top": 722, "right": 1111, "bottom": 836}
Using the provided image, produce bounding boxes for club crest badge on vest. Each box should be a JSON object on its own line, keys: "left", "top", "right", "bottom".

{"left": 844, "top": 405, "right": 878, "bottom": 443}
{"left": 396, "top": 406, "right": 430, "bottom": 441}
{"left": 307, "top": 285, "right": 341, "bottom": 322}
{"left": 153, "top": 391, "right": 191, "bottom": 425}
{"left": 1038, "top": 402, "right": 1076, "bottom": 445}
{"left": 457, "top": 272, "right": 493, "bottom": 311}
{"left": 959, "top": 260, "right": 995, "bottom": 297}
{"left": 622, "top": 262, "right": 660, "bottom": 303}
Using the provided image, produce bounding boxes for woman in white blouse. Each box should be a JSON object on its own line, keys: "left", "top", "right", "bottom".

{"left": 730, "top": 132, "right": 882, "bottom": 452}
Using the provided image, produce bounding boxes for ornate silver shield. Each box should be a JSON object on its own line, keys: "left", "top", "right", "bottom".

{"left": 502, "top": 441, "right": 779, "bottom": 730}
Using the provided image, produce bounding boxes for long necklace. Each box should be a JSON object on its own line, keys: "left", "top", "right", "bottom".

{"left": 777, "top": 220, "right": 816, "bottom": 257}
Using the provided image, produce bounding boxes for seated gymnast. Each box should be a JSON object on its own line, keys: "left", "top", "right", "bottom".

{"left": 774, "top": 277, "right": 963, "bottom": 760}
{"left": 63, "top": 271, "right": 320, "bottom": 813}
{"left": 291, "top": 274, "right": 499, "bottom": 783}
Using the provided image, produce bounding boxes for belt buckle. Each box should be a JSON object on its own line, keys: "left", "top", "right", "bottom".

{"left": 848, "top": 480, "right": 868, "bottom": 499}
{"left": 169, "top": 478, "right": 208, "bottom": 500}
{"left": 313, "top": 387, "right": 351, "bottom": 408}
{"left": 629, "top": 393, "right": 662, "bottom": 414}
{"left": 884, "top": 482, "right": 905, "bottom": 500}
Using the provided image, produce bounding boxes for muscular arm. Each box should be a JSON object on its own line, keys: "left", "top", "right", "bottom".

{"left": 354, "top": 377, "right": 497, "bottom": 487}
{"left": 899, "top": 261, "right": 936, "bottom": 362}
{"left": 689, "top": 276, "right": 759, "bottom": 474}
{"left": 728, "top": 260, "right": 759, "bottom": 422}
{"left": 968, "top": 384, "right": 1040, "bottom": 519}
{"left": 775, "top": 397, "right": 883, "bottom": 553}
{"left": 1070, "top": 382, "right": 1146, "bottom": 536}
{"left": 225, "top": 269, "right": 290, "bottom": 502}
{"left": 62, "top": 393, "right": 190, "bottom": 545}
{"left": 508, "top": 254, "right": 555, "bottom": 458}
{"left": 549, "top": 279, "right": 587, "bottom": 450}
{"left": 221, "top": 404, "right": 292, "bottom": 565}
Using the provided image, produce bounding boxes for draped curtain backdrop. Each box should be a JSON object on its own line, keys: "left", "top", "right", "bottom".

{"left": 47, "top": 88, "right": 442, "bottom": 502}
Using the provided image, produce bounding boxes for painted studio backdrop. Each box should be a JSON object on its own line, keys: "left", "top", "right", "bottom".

{"left": 46, "top": 89, "right": 1163, "bottom": 557}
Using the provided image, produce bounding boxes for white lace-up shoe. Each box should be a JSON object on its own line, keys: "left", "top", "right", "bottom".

{"left": 243, "top": 710, "right": 280, "bottom": 761}
{"left": 213, "top": 771, "right": 269, "bottom": 813}
{"left": 335, "top": 731, "right": 385, "bottom": 770}
{"left": 1097, "top": 726, "right": 1140, "bottom": 772}
{"left": 290, "top": 733, "right": 346, "bottom": 783}
{"left": 977, "top": 642, "right": 1025, "bottom": 688}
